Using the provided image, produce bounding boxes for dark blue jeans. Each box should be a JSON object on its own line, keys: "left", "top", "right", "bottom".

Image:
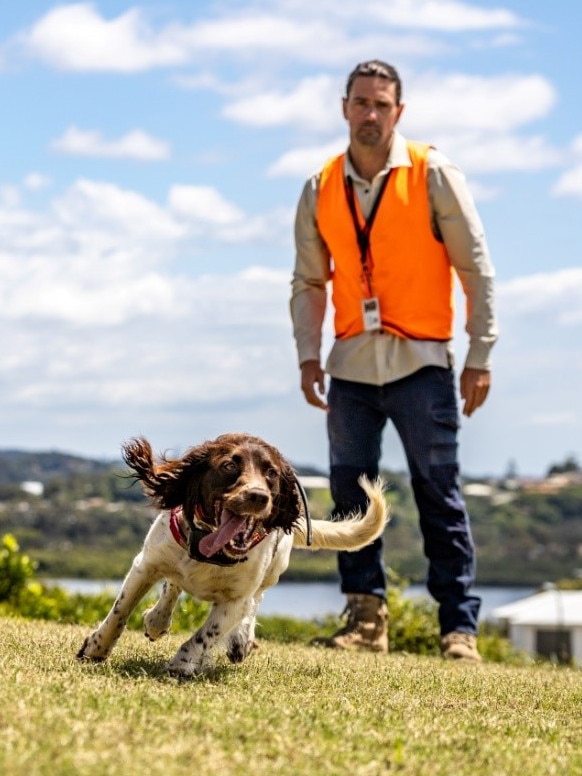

{"left": 327, "top": 367, "right": 481, "bottom": 636}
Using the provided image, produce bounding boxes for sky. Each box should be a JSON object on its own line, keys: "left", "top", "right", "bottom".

{"left": 1, "top": 1, "right": 582, "bottom": 479}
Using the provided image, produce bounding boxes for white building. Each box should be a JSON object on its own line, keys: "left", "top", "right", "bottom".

{"left": 20, "top": 480, "right": 44, "bottom": 496}
{"left": 297, "top": 476, "right": 330, "bottom": 490}
{"left": 492, "top": 590, "right": 582, "bottom": 664}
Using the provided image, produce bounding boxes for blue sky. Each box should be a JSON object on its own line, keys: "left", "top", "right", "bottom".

{"left": 1, "top": 0, "right": 581, "bottom": 478}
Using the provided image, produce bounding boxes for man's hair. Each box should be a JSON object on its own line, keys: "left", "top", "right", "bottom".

{"left": 345, "top": 60, "right": 402, "bottom": 103}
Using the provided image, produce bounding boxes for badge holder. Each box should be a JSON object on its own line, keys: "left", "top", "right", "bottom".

{"left": 362, "top": 297, "right": 381, "bottom": 331}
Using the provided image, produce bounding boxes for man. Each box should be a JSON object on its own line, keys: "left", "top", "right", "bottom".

{"left": 290, "top": 60, "right": 497, "bottom": 661}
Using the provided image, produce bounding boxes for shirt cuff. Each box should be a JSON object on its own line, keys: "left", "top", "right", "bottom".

{"left": 464, "top": 338, "right": 495, "bottom": 371}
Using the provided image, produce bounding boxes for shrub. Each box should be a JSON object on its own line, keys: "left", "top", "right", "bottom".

{"left": 388, "top": 585, "right": 440, "bottom": 655}
{"left": 0, "top": 534, "right": 37, "bottom": 602}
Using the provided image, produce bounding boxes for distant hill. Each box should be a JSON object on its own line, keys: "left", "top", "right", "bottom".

{"left": 0, "top": 448, "right": 327, "bottom": 486}
{"left": 0, "top": 449, "right": 118, "bottom": 485}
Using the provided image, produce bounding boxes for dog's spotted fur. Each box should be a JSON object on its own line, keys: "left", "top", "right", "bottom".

{"left": 77, "top": 433, "right": 388, "bottom": 677}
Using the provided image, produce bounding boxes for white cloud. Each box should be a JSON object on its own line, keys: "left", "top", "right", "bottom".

{"left": 23, "top": 3, "right": 190, "bottom": 72}
{"left": 0, "top": 184, "right": 187, "bottom": 327}
{"left": 404, "top": 73, "right": 556, "bottom": 134}
{"left": 181, "top": 14, "right": 340, "bottom": 54}
{"left": 172, "top": 71, "right": 227, "bottom": 92}
{"left": 0, "top": 185, "right": 20, "bottom": 207}
{"left": 267, "top": 138, "right": 346, "bottom": 178}
{"left": 0, "top": 177, "right": 291, "bottom": 336}
{"left": 552, "top": 165, "right": 582, "bottom": 198}
{"left": 498, "top": 268, "right": 582, "bottom": 325}
{"left": 427, "top": 132, "right": 561, "bottom": 175}
{"left": 168, "top": 185, "right": 244, "bottom": 225}
{"left": 154, "top": 11, "right": 446, "bottom": 66}
{"left": 223, "top": 75, "right": 342, "bottom": 133}
{"left": 367, "top": 0, "right": 523, "bottom": 31}
{"left": 13, "top": 4, "right": 370, "bottom": 71}
{"left": 465, "top": 180, "right": 499, "bottom": 202}
{"left": 0, "top": 178, "right": 294, "bottom": 333}
{"left": 551, "top": 134, "right": 582, "bottom": 198}
{"left": 52, "top": 127, "right": 170, "bottom": 161}
{"left": 473, "top": 32, "right": 523, "bottom": 48}
{"left": 235, "top": 0, "right": 524, "bottom": 33}
{"left": 217, "top": 208, "right": 294, "bottom": 243}
{"left": 52, "top": 179, "right": 184, "bottom": 242}
{"left": 0, "top": 249, "right": 294, "bottom": 410}
{"left": 18, "top": 1, "right": 521, "bottom": 76}
{"left": 23, "top": 173, "right": 51, "bottom": 191}
{"left": 10, "top": 269, "right": 179, "bottom": 327}
{"left": 167, "top": 185, "right": 293, "bottom": 242}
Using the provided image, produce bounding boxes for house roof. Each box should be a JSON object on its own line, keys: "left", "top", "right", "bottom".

{"left": 492, "top": 590, "right": 582, "bottom": 626}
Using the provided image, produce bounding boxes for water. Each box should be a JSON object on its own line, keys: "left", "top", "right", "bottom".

{"left": 47, "top": 578, "right": 535, "bottom": 622}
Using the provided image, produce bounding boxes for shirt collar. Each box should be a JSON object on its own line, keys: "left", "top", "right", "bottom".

{"left": 343, "top": 130, "right": 411, "bottom": 183}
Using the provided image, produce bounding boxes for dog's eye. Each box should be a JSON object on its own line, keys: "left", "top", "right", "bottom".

{"left": 221, "top": 460, "right": 238, "bottom": 473}
{"left": 266, "top": 467, "right": 278, "bottom": 479}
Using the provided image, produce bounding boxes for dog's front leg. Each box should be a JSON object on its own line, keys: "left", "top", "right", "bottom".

{"left": 143, "top": 580, "right": 182, "bottom": 641}
{"left": 77, "top": 559, "right": 160, "bottom": 661}
{"left": 225, "top": 597, "right": 260, "bottom": 663}
{"left": 166, "top": 598, "right": 252, "bottom": 678}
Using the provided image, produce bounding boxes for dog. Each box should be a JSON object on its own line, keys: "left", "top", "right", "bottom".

{"left": 77, "top": 433, "right": 388, "bottom": 677}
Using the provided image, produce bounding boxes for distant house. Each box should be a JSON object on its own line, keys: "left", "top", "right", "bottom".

{"left": 522, "top": 470, "right": 582, "bottom": 494}
{"left": 297, "top": 475, "right": 330, "bottom": 490}
{"left": 20, "top": 480, "right": 44, "bottom": 497}
{"left": 492, "top": 590, "right": 582, "bottom": 664}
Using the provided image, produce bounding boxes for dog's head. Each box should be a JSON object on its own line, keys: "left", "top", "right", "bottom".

{"left": 122, "top": 433, "right": 303, "bottom": 561}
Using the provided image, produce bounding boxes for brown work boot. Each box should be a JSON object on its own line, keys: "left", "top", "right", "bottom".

{"left": 311, "top": 593, "right": 388, "bottom": 653}
{"left": 441, "top": 631, "right": 482, "bottom": 662}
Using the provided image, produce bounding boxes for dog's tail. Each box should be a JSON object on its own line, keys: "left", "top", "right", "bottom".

{"left": 293, "top": 476, "right": 388, "bottom": 551}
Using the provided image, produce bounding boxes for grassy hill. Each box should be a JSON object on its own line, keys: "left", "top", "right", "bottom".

{"left": 2, "top": 616, "right": 580, "bottom": 776}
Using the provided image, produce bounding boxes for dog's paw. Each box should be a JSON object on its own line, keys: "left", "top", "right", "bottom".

{"left": 165, "top": 651, "right": 214, "bottom": 678}
{"left": 143, "top": 607, "right": 170, "bottom": 641}
{"left": 76, "top": 636, "right": 110, "bottom": 662}
{"left": 226, "top": 636, "right": 258, "bottom": 664}
{"left": 144, "top": 623, "right": 169, "bottom": 641}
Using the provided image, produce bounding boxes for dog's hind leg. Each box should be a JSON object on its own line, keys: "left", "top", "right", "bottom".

{"left": 144, "top": 580, "right": 182, "bottom": 641}
{"left": 77, "top": 558, "right": 160, "bottom": 661}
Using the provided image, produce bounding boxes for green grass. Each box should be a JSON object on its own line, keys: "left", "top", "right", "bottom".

{"left": 1, "top": 617, "right": 580, "bottom": 776}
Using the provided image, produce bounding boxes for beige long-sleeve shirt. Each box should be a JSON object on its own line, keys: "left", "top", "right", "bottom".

{"left": 290, "top": 131, "right": 498, "bottom": 385}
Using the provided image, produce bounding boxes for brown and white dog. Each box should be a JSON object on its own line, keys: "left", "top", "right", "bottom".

{"left": 77, "top": 433, "right": 387, "bottom": 677}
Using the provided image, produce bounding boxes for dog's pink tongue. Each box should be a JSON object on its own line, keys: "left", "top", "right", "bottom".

{"left": 198, "top": 509, "right": 247, "bottom": 557}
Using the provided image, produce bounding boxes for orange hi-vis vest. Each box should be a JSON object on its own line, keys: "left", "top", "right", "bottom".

{"left": 316, "top": 141, "right": 454, "bottom": 341}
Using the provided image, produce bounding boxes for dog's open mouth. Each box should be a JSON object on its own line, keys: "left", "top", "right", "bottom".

{"left": 196, "top": 504, "right": 267, "bottom": 559}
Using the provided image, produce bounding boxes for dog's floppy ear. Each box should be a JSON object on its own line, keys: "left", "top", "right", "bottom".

{"left": 122, "top": 437, "right": 210, "bottom": 510}
{"left": 271, "top": 460, "right": 304, "bottom": 533}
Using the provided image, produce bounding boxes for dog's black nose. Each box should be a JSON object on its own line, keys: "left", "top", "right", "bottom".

{"left": 246, "top": 489, "right": 270, "bottom": 508}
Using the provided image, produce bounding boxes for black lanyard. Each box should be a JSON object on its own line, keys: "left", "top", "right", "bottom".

{"left": 344, "top": 170, "right": 391, "bottom": 294}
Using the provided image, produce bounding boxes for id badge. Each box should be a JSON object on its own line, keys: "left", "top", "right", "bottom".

{"left": 362, "top": 297, "right": 381, "bottom": 331}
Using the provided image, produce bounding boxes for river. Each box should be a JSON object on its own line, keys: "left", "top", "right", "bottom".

{"left": 47, "top": 579, "right": 536, "bottom": 622}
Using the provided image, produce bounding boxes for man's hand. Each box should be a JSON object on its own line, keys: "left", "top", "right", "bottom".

{"left": 460, "top": 367, "right": 491, "bottom": 417}
{"left": 300, "top": 360, "right": 328, "bottom": 410}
